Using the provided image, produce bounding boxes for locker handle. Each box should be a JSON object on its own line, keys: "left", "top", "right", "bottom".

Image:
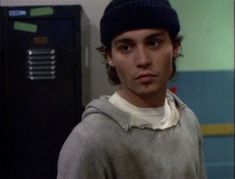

{"left": 27, "top": 60, "right": 56, "bottom": 65}
{"left": 28, "top": 65, "right": 56, "bottom": 70}
{"left": 28, "top": 75, "right": 56, "bottom": 80}
{"left": 28, "top": 71, "right": 56, "bottom": 75}
{"left": 28, "top": 55, "right": 56, "bottom": 60}
{"left": 27, "top": 49, "right": 55, "bottom": 55}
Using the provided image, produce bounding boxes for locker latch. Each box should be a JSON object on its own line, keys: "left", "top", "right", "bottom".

{"left": 27, "top": 49, "right": 56, "bottom": 80}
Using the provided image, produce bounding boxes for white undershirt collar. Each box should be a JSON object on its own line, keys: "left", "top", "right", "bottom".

{"left": 109, "top": 92, "right": 180, "bottom": 130}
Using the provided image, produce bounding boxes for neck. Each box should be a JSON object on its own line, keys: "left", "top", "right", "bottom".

{"left": 117, "top": 88, "right": 167, "bottom": 108}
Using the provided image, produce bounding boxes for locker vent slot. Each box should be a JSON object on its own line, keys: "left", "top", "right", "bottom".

{"left": 27, "top": 49, "right": 56, "bottom": 80}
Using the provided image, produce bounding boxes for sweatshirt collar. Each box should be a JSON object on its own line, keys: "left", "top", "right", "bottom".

{"left": 82, "top": 96, "right": 131, "bottom": 131}
{"left": 82, "top": 90, "right": 186, "bottom": 132}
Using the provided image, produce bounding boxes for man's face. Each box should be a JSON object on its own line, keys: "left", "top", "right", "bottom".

{"left": 108, "top": 29, "right": 180, "bottom": 106}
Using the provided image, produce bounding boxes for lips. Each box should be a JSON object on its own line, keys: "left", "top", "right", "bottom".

{"left": 135, "top": 72, "right": 157, "bottom": 79}
{"left": 135, "top": 72, "right": 158, "bottom": 83}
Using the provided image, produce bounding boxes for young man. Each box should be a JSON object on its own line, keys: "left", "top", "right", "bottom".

{"left": 57, "top": 0, "right": 207, "bottom": 178}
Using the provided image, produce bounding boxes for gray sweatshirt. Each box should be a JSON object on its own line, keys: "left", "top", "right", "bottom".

{"left": 57, "top": 92, "right": 207, "bottom": 179}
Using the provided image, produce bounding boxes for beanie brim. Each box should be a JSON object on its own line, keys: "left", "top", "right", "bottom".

{"left": 100, "top": 3, "right": 180, "bottom": 46}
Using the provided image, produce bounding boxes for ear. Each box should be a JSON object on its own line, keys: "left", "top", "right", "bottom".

{"left": 173, "top": 42, "right": 181, "bottom": 58}
{"left": 107, "top": 53, "right": 115, "bottom": 67}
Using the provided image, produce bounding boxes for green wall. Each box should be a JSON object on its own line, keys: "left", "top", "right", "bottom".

{"left": 171, "top": 0, "right": 234, "bottom": 71}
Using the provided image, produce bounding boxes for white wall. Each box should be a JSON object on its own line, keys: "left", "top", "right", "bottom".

{"left": 1, "top": 0, "right": 116, "bottom": 103}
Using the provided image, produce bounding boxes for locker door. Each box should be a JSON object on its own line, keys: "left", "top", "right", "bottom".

{"left": 0, "top": 6, "right": 5, "bottom": 176}
{"left": 0, "top": 7, "right": 3, "bottom": 126}
{"left": 3, "top": 5, "right": 83, "bottom": 178}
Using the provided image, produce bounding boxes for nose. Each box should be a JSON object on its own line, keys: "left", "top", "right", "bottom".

{"left": 135, "top": 45, "right": 152, "bottom": 68}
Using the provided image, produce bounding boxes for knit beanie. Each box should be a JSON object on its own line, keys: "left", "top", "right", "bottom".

{"left": 100, "top": 0, "right": 180, "bottom": 46}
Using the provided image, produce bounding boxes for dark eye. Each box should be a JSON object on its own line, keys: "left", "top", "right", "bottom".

{"left": 118, "top": 44, "right": 132, "bottom": 53}
{"left": 148, "top": 39, "right": 162, "bottom": 48}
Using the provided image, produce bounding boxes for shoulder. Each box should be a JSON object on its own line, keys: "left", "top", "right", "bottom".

{"left": 57, "top": 115, "right": 109, "bottom": 178}
{"left": 57, "top": 115, "right": 110, "bottom": 171}
{"left": 167, "top": 91, "right": 202, "bottom": 136}
{"left": 61, "top": 109, "right": 124, "bottom": 152}
{"left": 179, "top": 104, "right": 203, "bottom": 139}
{"left": 167, "top": 91, "right": 199, "bottom": 124}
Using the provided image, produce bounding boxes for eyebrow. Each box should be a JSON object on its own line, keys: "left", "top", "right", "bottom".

{"left": 144, "top": 32, "right": 166, "bottom": 41}
{"left": 113, "top": 32, "right": 166, "bottom": 46}
{"left": 113, "top": 38, "right": 133, "bottom": 47}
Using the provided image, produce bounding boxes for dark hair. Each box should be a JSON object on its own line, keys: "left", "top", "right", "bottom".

{"left": 97, "top": 33, "right": 183, "bottom": 85}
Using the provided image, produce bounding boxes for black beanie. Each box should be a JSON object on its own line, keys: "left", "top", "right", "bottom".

{"left": 100, "top": 0, "right": 180, "bottom": 46}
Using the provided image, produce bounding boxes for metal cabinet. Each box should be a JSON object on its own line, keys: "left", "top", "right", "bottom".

{"left": 1, "top": 5, "right": 88, "bottom": 178}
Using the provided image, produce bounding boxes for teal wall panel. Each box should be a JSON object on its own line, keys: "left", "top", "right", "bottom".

{"left": 171, "top": 0, "right": 234, "bottom": 71}
{"left": 204, "top": 137, "right": 234, "bottom": 179}
{"left": 169, "top": 0, "right": 234, "bottom": 178}
{"left": 170, "top": 71, "right": 234, "bottom": 124}
{"left": 169, "top": 71, "right": 234, "bottom": 179}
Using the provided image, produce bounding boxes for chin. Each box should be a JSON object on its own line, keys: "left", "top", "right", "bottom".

{"left": 138, "top": 83, "right": 166, "bottom": 95}
{"left": 135, "top": 87, "right": 161, "bottom": 96}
